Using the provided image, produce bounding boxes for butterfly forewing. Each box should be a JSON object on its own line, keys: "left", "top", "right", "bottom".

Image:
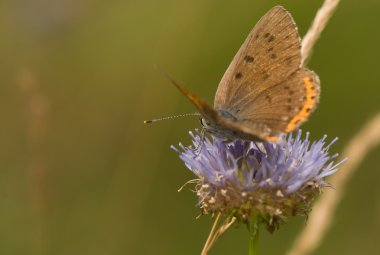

{"left": 214, "top": 6, "right": 301, "bottom": 114}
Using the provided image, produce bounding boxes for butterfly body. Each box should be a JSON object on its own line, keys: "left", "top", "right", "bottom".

{"left": 200, "top": 110, "right": 272, "bottom": 142}
{"left": 173, "top": 6, "right": 320, "bottom": 142}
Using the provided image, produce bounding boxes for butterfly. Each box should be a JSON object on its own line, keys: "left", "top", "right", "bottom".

{"left": 167, "top": 6, "right": 320, "bottom": 142}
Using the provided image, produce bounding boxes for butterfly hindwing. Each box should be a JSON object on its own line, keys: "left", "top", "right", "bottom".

{"left": 237, "top": 68, "right": 320, "bottom": 134}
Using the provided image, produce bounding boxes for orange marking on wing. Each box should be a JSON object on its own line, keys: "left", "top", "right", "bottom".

{"left": 265, "top": 136, "right": 279, "bottom": 142}
{"left": 285, "top": 77, "right": 318, "bottom": 132}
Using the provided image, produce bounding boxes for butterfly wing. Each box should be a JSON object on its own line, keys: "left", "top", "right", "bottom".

{"left": 210, "top": 69, "right": 319, "bottom": 140}
{"left": 214, "top": 6, "right": 301, "bottom": 110}
{"left": 170, "top": 6, "right": 319, "bottom": 141}
{"left": 214, "top": 6, "right": 320, "bottom": 137}
{"left": 169, "top": 76, "right": 275, "bottom": 141}
{"left": 167, "top": 75, "right": 218, "bottom": 121}
{"left": 238, "top": 68, "right": 320, "bottom": 134}
{"left": 214, "top": 6, "right": 302, "bottom": 115}
{"left": 206, "top": 68, "right": 320, "bottom": 141}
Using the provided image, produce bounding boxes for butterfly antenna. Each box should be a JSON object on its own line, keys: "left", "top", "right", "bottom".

{"left": 144, "top": 113, "right": 200, "bottom": 124}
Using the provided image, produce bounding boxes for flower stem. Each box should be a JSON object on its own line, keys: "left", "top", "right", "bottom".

{"left": 248, "top": 214, "right": 260, "bottom": 255}
{"left": 201, "top": 212, "right": 222, "bottom": 255}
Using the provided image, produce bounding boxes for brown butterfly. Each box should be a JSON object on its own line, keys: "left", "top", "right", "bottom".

{"left": 155, "top": 6, "right": 320, "bottom": 142}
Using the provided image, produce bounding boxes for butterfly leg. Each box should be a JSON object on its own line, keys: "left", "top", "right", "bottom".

{"left": 253, "top": 142, "right": 265, "bottom": 154}
{"left": 193, "top": 128, "right": 206, "bottom": 158}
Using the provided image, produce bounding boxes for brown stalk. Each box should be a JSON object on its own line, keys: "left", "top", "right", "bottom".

{"left": 18, "top": 69, "right": 49, "bottom": 255}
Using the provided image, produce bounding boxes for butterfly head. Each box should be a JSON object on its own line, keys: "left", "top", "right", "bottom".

{"left": 199, "top": 110, "right": 240, "bottom": 141}
{"left": 199, "top": 116, "right": 211, "bottom": 128}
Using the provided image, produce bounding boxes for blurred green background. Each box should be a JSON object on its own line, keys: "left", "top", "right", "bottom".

{"left": 1, "top": 0, "right": 379, "bottom": 254}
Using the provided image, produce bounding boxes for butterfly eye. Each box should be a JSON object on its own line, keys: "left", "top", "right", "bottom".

{"left": 199, "top": 117, "right": 205, "bottom": 126}
{"left": 199, "top": 117, "right": 210, "bottom": 127}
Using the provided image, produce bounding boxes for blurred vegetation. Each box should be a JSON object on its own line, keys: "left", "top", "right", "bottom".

{"left": 0, "top": 0, "right": 379, "bottom": 254}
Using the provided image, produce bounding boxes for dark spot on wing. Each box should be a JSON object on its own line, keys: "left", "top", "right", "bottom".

{"left": 255, "top": 34, "right": 260, "bottom": 39}
{"left": 265, "top": 95, "right": 272, "bottom": 103}
{"left": 268, "top": 35, "right": 275, "bottom": 42}
{"left": 235, "top": 72, "right": 243, "bottom": 79}
{"left": 284, "top": 86, "right": 290, "bottom": 90}
{"left": 244, "top": 55, "right": 254, "bottom": 63}
{"left": 306, "top": 107, "right": 311, "bottom": 113}
{"left": 311, "top": 96, "right": 316, "bottom": 100}
{"left": 264, "top": 32, "right": 270, "bottom": 38}
{"left": 262, "top": 72, "right": 269, "bottom": 81}
{"left": 271, "top": 54, "right": 277, "bottom": 59}
{"left": 287, "top": 98, "right": 292, "bottom": 103}
{"left": 289, "top": 90, "right": 294, "bottom": 95}
{"left": 285, "top": 56, "right": 292, "bottom": 64}
{"left": 294, "top": 119, "right": 301, "bottom": 125}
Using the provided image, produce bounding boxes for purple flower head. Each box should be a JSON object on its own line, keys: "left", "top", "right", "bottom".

{"left": 172, "top": 130, "right": 345, "bottom": 232}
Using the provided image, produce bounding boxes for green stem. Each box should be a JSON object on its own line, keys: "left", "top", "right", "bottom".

{"left": 248, "top": 214, "right": 260, "bottom": 255}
